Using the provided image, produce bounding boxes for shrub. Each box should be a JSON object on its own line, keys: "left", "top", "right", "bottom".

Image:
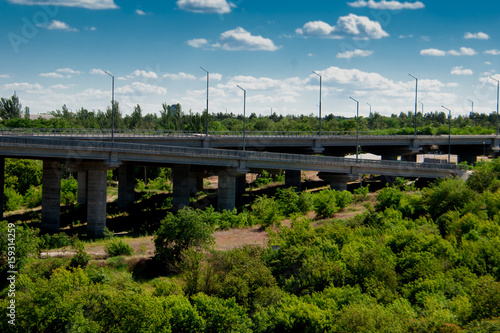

{"left": 24, "top": 185, "right": 42, "bottom": 208}
{"left": 104, "top": 239, "right": 134, "bottom": 257}
{"left": 154, "top": 207, "right": 214, "bottom": 264}
{"left": 4, "top": 186, "right": 24, "bottom": 211}
{"left": 69, "top": 241, "right": 90, "bottom": 268}
{"left": 313, "top": 189, "right": 339, "bottom": 217}
{"left": 251, "top": 195, "right": 281, "bottom": 228}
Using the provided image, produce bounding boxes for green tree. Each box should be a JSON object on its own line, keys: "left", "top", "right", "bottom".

{"left": 0, "top": 94, "right": 22, "bottom": 119}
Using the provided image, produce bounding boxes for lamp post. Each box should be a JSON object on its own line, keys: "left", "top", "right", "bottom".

{"left": 201, "top": 67, "right": 209, "bottom": 136}
{"left": 104, "top": 71, "right": 115, "bottom": 142}
{"left": 490, "top": 77, "right": 499, "bottom": 135}
{"left": 409, "top": 74, "right": 418, "bottom": 136}
{"left": 237, "top": 85, "right": 246, "bottom": 151}
{"left": 350, "top": 97, "right": 360, "bottom": 162}
{"left": 467, "top": 98, "right": 474, "bottom": 114}
{"left": 313, "top": 71, "right": 322, "bottom": 136}
{"left": 442, "top": 106, "right": 452, "bottom": 164}
{"left": 267, "top": 106, "right": 273, "bottom": 117}
{"left": 419, "top": 101, "right": 424, "bottom": 114}
{"left": 367, "top": 103, "right": 372, "bottom": 131}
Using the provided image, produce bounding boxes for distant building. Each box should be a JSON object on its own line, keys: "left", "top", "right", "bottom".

{"left": 417, "top": 154, "right": 458, "bottom": 164}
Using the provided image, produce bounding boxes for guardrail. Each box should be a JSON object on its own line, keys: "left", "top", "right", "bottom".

{"left": 0, "top": 136, "right": 467, "bottom": 173}
{"left": 0, "top": 127, "right": 498, "bottom": 139}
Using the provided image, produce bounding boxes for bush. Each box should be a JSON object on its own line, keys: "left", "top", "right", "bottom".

{"left": 69, "top": 241, "right": 90, "bottom": 268}
{"left": 60, "top": 177, "right": 78, "bottom": 205}
{"left": 251, "top": 195, "right": 281, "bottom": 228}
{"left": 154, "top": 207, "right": 215, "bottom": 264}
{"left": 4, "top": 186, "right": 24, "bottom": 211}
{"left": 24, "top": 185, "right": 42, "bottom": 208}
{"left": 104, "top": 239, "right": 134, "bottom": 257}
{"left": 313, "top": 189, "right": 339, "bottom": 217}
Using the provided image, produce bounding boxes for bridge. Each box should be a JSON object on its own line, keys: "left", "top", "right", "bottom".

{"left": 2, "top": 128, "right": 497, "bottom": 162}
{"left": 0, "top": 129, "right": 474, "bottom": 236}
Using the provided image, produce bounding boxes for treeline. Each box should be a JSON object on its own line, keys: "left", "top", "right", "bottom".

{"left": 1, "top": 94, "right": 499, "bottom": 134}
{"left": 1, "top": 160, "right": 500, "bottom": 332}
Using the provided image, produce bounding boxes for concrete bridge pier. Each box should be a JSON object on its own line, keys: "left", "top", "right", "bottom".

{"left": 41, "top": 160, "right": 61, "bottom": 232}
{"left": 318, "top": 172, "right": 359, "bottom": 191}
{"left": 118, "top": 162, "right": 135, "bottom": 208}
{"left": 189, "top": 172, "right": 205, "bottom": 195}
{"left": 172, "top": 165, "right": 191, "bottom": 210}
{"left": 86, "top": 165, "right": 108, "bottom": 237}
{"left": 285, "top": 170, "right": 302, "bottom": 191}
{"left": 236, "top": 175, "right": 246, "bottom": 197}
{"left": 218, "top": 168, "right": 248, "bottom": 211}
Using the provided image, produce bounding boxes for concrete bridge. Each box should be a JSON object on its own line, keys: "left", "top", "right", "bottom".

{"left": 2, "top": 128, "right": 497, "bottom": 163}
{"left": 0, "top": 132, "right": 469, "bottom": 236}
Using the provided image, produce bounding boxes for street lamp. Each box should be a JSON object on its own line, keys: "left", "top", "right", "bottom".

{"left": 490, "top": 77, "right": 499, "bottom": 135}
{"left": 350, "top": 97, "right": 360, "bottom": 162}
{"left": 442, "top": 106, "right": 452, "bottom": 164}
{"left": 367, "top": 103, "right": 372, "bottom": 131}
{"left": 267, "top": 106, "right": 273, "bottom": 117}
{"left": 409, "top": 74, "right": 418, "bottom": 136}
{"left": 419, "top": 101, "right": 424, "bottom": 114}
{"left": 201, "top": 67, "right": 209, "bottom": 136}
{"left": 237, "top": 85, "right": 246, "bottom": 151}
{"left": 313, "top": 71, "right": 322, "bottom": 136}
{"left": 104, "top": 70, "right": 115, "bottom": 142}
{"left": 467, "top": 98, "right": 474, "bottom": 114}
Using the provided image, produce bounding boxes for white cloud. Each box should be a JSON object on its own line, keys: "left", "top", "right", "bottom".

{"left": 2, "top": 82, "right": 44, "bottom": 93}
{"left": 51, "top": 84, "right": 71, "bottom": 89}
{"left": 40, "top": 72, "right": 65, "bottom": 78}
{"left": 176, "top": 0, "right": 234, "bottom": 14}
{"left": 187, "top": 38, "right": 209, "bottom": 48}
{"left": 296, "top": 14, "right": 389, "bottom": 39}
{"left": 132, "top": 70, "right": 158, "bottom": 79}
{"left": 38, "top": 20, "right": 78, "bottom": 32}
{"left": 485, "top": 49, "right": 500, "bottom": 55}
{"left": 451, "top": 66, "right": 473, "bottom": 75}
{"left": 399, "top": 34, "right": 413, "bottom": 39}
{"left": 116, "top": 82, "right": 166, "bottom": 95}
{"left": 90, "top": 68, "right": 106, "bottom": 75}
{"left": 421, "top": 47, "right": 477, "bottom": 56}
{"left": 135, "top": 9, "right": 146, "bottom": 15}
{"left": 337, "top": 49, "right": 373, "bottom": 59}
{"left": 0, "top": 74, "right": 11, "bottom": 79}
{"left": 56, "top": 68, "right": 82, "bottom": 75}
{"left": 485, "top": 61, "right": 492, "bottom": 65}
{"left": 464, "top": 32, "right": 489, "bottom": 40}
{"left": 7, "top": 0, "right": 118, "bottom": 9}
{"left": 162, "top": 72, "right": 197, "bottom": 80}
{"left": 420, "top": 48, "right": 446, "bottom": 56}
{"left": 214, "top": 27, "right": 280, "bottom": 51}
{"left": 347, "top": 0, "right": 425, "bottom": 10}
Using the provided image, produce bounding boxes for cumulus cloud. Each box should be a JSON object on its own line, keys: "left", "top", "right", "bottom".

{"left": 451, "top": 66, "right": 473, "bottom": 75}
{"left": 40, "top": 72, "right": 65, "bottom": 78}
{"left": 162, "top": 72, "right": 197, "bottom": 80}
{"left": 485, "top": 49, "right": 500, "bottom": 55}
{"left": 2, "top": 82, "right": 44, "bottom": 93}
{"left": 464, "top": 32, "right": 489, "bottom": 40}
{"left": 90, "top": 68, "right": 106, "bottom": 75}
{"left": 7, "top": 0, "right": 118, "bottom": 9}
{"left": 337, "top": 49, "right": 373, "bottom": 59}
{"left": 176, "top": 0, "right": 234, "bottom": 14}
{"left": 420, "top": 47, "right": 477, "bottom": 56}
{"left": 132, "top": 70, "right": 158, "bottom": 79}
{"left": 38, "top": 20, "right": 78, "bottom": 31}
{"left": 296, "top": 14, "right": 389, "bottom": 39}
{"left": 214, "top": 27, "right": 280, "bottom": 51}
{"left": 347, "top": 0, "right": 425, "bottom": 10}
{"left": 116, "top": 82, "right": 166, "bottom": 95}
{"left": 0, "top": 74, "right": 10, "bottom": 79}
{"left": 56, "top": 68, "right": 81, "bottom": 75}
{"left": 187, "top": 38, "right": 209, "bottom": 48}
{"left": 135, "top": 9, "right": 146, "bottom": 15}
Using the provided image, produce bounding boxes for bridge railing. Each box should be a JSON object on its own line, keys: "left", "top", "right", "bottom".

{"left": 0, "top": 136, "right": 467, "bottom": 173}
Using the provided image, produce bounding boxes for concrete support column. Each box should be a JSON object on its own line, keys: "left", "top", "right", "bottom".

{"left": 236, "top": 175, "right": 246, "bottom": 197}
{"left": 87, "top": 167, "right": 108, "bottom": 237}
{"left": 285, "top": 170, "right": 302, "bottom": 191}
{"left": 218, "top": 172, "right": 237, "bottom": 212}
{"left": 172, "top": 165, "right": 191, "bottom": 210}
{"left": 318, "top": 172, "right": 358, "bottom": 191}
{"left": 0, "top": 157, "right": 4, "bottom": 221}
{"left": 41, "top": 160, "right": 61, "bottom": 232}
{"left": 118, "top": 162, "right": 135, "bottom": 208}
{"left": 77, "top": 170, "right": 88, "bottom": 204}
{"left": 189, "top": 173, "right": 204, "bottom": 195}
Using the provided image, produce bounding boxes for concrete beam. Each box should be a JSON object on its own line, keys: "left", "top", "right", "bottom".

{"left": 41, "top": 160, "right": 61, "bottom": 232}
{"left": 118, "top": 162, "right": 135, "bottom": 208}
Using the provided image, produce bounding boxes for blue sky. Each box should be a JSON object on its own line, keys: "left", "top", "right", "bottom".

{"left": 1, "top": 0, "right": 500, "bottom": 119}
